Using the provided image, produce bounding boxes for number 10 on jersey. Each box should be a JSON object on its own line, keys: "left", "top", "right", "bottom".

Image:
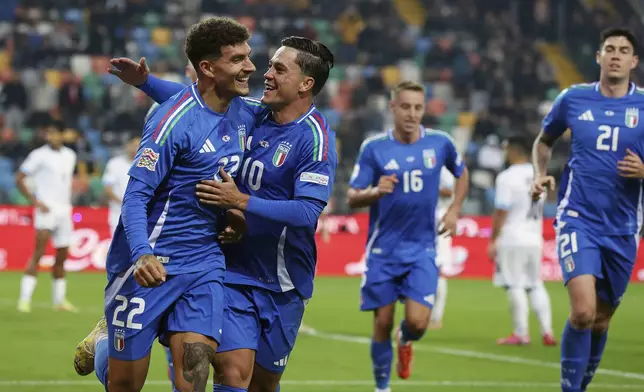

{"left": 596, "top": 125, "right": 619, "bottom": 152}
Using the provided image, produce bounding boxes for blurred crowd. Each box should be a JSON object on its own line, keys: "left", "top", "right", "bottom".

{"left": 0, "top": 0, "right": 634, "bottom": 214}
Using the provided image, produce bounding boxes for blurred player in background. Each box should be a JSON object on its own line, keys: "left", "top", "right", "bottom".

{"left": 428, "top": 167, "right": 454, "bottom": 330}
{"left": 102, "top": 134, "right": 141, "bottom": 235}
{"left": 488, "top": 135, "right": 556, "bottom": 346}
{"left": 15, "top": 119, "right": 78, "bottom": 313}
{"left": 73, "top": 17, "right": 256, "bottom": 392}
{"left": 532, "top": 27, "right": 644, "bottom": 392}
{"left": 113, "top": 36, "right": 336, "bottom": 392}
{"left": 348, "top": 81, "right": 469, "bottom": 392}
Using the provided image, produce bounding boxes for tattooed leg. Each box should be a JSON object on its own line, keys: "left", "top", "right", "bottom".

{"left": 181, "top": 342, "right": 216, "bottom": 392}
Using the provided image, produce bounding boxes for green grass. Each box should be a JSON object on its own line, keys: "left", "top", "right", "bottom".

{"left": 1, "top": 273, "right": 643, "bottom": 391}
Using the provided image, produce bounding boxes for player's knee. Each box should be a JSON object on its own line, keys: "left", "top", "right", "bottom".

{"left": 405, "top": 316, "right": 429, "bottom": 337}
{"left": 592, "top": 311, "right": 613, "bottom": 334}
{"left": 569, "top": 307, "right": 596, "bottom": 329}
{"left": 373, "top": 315, "right": 394, "bottom": 336}
{"left": 214, "top": 360, "right": 253, "bottom": 387}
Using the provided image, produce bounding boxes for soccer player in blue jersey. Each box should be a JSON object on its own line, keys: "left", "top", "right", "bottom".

{"left": 347, "top": 81, "right": 469, "bottom": 392}
{"left": 531, "top": 28, "right": 644, "bottom": 392}
{"left": 112, "top": 37, "right": 336, "bottom": 392}
{"left": 72, "top": 17, "right": 257, "bottom": 392}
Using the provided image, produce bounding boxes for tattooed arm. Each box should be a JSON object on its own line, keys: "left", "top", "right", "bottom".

{"left": 182, "top": 342, "right": 216, "bottom": 391}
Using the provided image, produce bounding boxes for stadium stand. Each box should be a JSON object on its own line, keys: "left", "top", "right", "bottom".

{"left": 0, "top": 0, "right": 635, "bottom": 215}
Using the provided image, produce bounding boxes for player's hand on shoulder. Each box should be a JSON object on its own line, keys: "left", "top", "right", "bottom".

{"left": 35, "top": 200, "right": 49, "bottom": 213}
{"left": 530, "top": 175, "right": 555, "bottom": 200}
{"left": 618, "top": 148, "right": 644, "bottom": 179}
{"left": 134, "top": 254, "right": 167, "bottom": 287}
{"left": 374, "top": 174, "right": 398, "bottom": 196}
{"left": 108, "top": 57, "right": 149, "bottom": 86}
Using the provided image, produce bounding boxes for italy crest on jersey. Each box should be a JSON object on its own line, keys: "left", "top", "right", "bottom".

{"left": 423, "top": 148, "right": 436, "bottom": 169}
{"left": 273, "top": 142, "right": 291, "bottom": 167}
{"left": 238, "top": 125, "right": 247, "bottom": 151}
{"left": 625, "top": 108, "right": 639, "bottom": 129}
{"left": 114, "top": 329, "right": 125, "bottom": 352}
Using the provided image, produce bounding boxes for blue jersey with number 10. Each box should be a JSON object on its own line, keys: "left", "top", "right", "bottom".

{"left": 349, "top": 128, "right": 464, "bottom": 270}
{"left": 543, "top": 82, "right": 644, "bottom": 235}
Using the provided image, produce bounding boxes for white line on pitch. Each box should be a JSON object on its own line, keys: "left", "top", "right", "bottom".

{"left": 1, "top": 379, "right": 644, "bottom": 389}
{"left": 299, "top": 326, "right": 644, "bottom": 381}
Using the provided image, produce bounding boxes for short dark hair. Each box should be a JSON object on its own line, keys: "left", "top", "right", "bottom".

{"left": 48, "top": 119, "right": 65, "bottom": 132}
{"left": 281, "top": 36, "right": 334, "bottom": 96}
{"left": 600, "top": 27, "right": 639, "bottom": 55}
{"left": 505, "top": 134, "right": 532, "bottom": 156}
{"left": 185, "top": 17, "right": 250, "bottom": 73}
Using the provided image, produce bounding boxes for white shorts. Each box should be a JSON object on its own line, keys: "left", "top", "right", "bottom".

{"left": 435, "top": 234, "right": 453, "bottom": 271}
{"left": 493, "top": 245, "right": 542, "bottom": 289}
{"left": 34, "top": 206, "right": 73, "bottom": 248}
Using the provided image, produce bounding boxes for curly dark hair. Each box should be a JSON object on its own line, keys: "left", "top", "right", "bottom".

{"left": 185, "top": 17, "right": 251, "bottom": 73}
{"left": 281, "top": 36, "right": 334, "bottom": 96}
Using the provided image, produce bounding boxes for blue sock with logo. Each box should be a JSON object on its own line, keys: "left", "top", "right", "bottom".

{"left": 560, "top": 320, "right": 591, "bottom": 392}
{"left": 94, "top": 337, "right": 109, "bottom": 386}
{"left": 371, "top": 339, "right": 392, "bottom": 390}
{"left": 400, "top": 319, "right": 424, "bottom": 343}
{"left": 581, "top": 330, "right": 608, "bottom": 391}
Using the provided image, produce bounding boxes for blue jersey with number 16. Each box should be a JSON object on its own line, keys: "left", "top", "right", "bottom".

{"left": 543, "top": 82, "right": 644, "bottom": 235}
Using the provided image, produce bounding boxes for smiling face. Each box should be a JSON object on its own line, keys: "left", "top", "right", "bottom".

{"left": 261, "top": 46, "right": 313, "bottom": 108}
{"left": 200, "top": 42, "right": 256, "bottom": 98}
{"left": 597, "top": 35, "right": 638, "bottom": 82}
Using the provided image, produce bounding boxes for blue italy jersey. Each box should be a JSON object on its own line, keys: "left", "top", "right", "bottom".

{"left": 543, "top": 82, "right": 644, "bottom": 235}
{"left": 224, "top": 104, "right": 337, "bottom": 299}
{"left": 350, "top": 128, "right": 465, "bottom": 267}
{"left": 106, "top": 84, "right": 251, "bottom": 275}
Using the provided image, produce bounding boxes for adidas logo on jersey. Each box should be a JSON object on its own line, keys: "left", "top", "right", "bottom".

{"left": 578, "top": 110, "right": 594, "bottom": 121}
{"left": 384, "top": 159, "right": 399, "bottom": 170}
{"left": 199, "top": 139, "right": 216, "bottom": 153}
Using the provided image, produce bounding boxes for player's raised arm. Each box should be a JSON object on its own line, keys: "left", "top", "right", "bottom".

{"left": 109, "top": 57, "right": 188, "bottom": 103}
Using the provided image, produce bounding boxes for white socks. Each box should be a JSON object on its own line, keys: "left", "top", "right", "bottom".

{"left": 507, "top": 288, "right": 529, "bottom": 337}
{"left": 19, "top": 275, "right": 37, "bottom": 303}
{"left": 52, "top": 278, "right": 67, "bottom": 306}
{"left": 431, "top": 277, "right": 447, "bottom": 323}
{"left": 529, "top": 283, "right": 553, "bottom": 336}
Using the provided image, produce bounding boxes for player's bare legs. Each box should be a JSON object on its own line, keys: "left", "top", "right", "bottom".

{"left": 169, "top": 332, "right": 218, "bottom": 392}
{"left": 247, "top": 364, "right": 282, "bottom": 392}
{"left": 561, "top": 274, "right": 596, "bottom": 391}
{"left": 108, "top": 355, "right": 152, "bottom": 392}
{"left": 212, "top": 348, "right": 255, "bottom": 390}
{"left": 396, "top": 298, "right": 430, "bottom": 379}
{"left": 18, "top": 229, "right": 50, "bottom": 312}
{"left": 371, "top": 303, "right": 395, "bottom": 392}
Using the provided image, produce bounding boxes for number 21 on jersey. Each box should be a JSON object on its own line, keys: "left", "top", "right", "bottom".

{"left": 596, "top": 125, "right": 619, "bottom": 152}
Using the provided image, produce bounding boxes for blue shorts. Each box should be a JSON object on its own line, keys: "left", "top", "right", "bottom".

{"left": 218, "top": 284, "right": 306, "bottom": 374}
{"left": 105, "top": 267, "right": 225, "bottom": 361}
{"left": 360, "top": 256, "right": 439, "bottom": 311}
{"left": 557, "top": 224, "right": 638, "bottom": 307}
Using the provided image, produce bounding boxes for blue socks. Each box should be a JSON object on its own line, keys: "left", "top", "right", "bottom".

{"left": 581, "top": 330, "right": 608, "bottom": 391}
{"left": 560, "top": 320, "right": 592, "bottom": 392}
{"left": 213, "top": 386, "right": 247, "bottom": 391}
{"left": 370, "top": 339, "right": 392, "bottom": 390}
{"left": 275, "top": 385, "right": 280, "bottom": 392}
{"left": 400, "top": 319, "right": 424, "bottom": 343}
{"left": 94, "top": 337, "right": 109, "bottom": 386}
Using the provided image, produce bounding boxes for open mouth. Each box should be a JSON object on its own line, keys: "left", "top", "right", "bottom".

{"left": 236, "top": 77, "right": 249, "bottom": 85}
{"left": 264, "top": 83, "right": 276, "bottom": 92}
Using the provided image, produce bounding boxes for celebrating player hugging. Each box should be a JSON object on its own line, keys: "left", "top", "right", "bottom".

{"left": 347, "top": 81, "right": 469, "bottom": 392}
{"left": 531, "top": 27, "right": 644, "bottom": 392}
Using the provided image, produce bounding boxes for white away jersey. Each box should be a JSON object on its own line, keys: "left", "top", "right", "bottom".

{"left": 102, "top": 155, "right": 131, "bottom": 231}
{"left": 19, "top": 145, "right": 76, "bottom": 209}
{"left": 494, "top": 163, "right": 544, "bottom": 247}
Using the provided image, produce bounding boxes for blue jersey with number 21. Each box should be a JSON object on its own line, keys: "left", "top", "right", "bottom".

{"left": 543, "top": 82, "right": 644, "bottom": 236}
